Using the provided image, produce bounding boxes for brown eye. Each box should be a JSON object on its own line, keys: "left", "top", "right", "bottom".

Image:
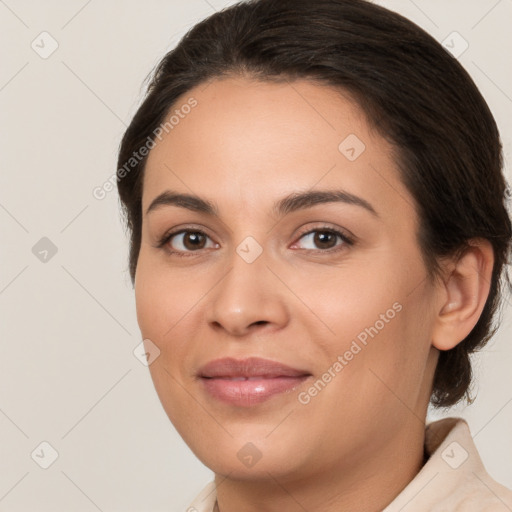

{"left": 295, "top": 228, "right": 352, "bottom": 252}
{"left": 181, "top": 232, "right": 207, "bottom": 250}
{"left": 312, "top": 231, "right": 338, "bottom": 249}
{"left": 164, "top": 230, "right": 217, "bottom": 254}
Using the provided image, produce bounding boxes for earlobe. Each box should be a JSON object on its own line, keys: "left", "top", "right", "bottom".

{"left": 431, "top": 239, "right": 494, "bottom": 351}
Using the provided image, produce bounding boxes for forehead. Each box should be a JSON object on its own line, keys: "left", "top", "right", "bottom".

{"left": 142, "top": 77, "right": 410, "bottom": 219}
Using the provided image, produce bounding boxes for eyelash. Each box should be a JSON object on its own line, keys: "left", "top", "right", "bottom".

{"left": 156, "top": 225, "right": 354, "bottom": 258}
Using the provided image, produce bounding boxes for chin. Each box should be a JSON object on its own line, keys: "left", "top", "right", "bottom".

{"left": 183, "top": 429, "right": 312, "bottom": 482}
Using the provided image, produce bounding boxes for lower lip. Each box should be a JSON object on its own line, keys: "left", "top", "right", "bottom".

{"left": 201, "top": 376, "right": 309, "bottom": 407}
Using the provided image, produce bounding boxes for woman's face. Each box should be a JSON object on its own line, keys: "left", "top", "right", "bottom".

{"left": 135, "top": 77, "right": 440, "bottom": 481}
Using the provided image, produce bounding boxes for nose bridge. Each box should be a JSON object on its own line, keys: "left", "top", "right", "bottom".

{"left": 206, "top": 240, "right": 288, "bottom": 335}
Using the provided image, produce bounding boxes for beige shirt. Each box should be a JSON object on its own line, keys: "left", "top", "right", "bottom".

{"left": 187, "top": 417, "right": 512, "bottom": 511}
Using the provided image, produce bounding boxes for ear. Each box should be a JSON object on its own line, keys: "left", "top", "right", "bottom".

{"left": 431, "top": 239, "right": 494, "bottom": 351}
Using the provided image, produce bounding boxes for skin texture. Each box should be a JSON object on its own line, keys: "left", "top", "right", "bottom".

{"left": 134, "top": 77, "right": 494, "bottom": 512}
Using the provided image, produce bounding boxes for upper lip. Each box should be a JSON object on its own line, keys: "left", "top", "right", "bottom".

{"left": 198, "top": 357, "right": 311, "bottom": 379}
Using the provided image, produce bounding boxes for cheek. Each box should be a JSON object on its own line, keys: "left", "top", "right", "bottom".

{"left": 134, "top": 259, "right": 199, "bottom": 422}
{"left": 339, "top": 286, "right": 434, "bottom": 412}
{"left": 297, "top": 257, "right": 433, "bottom": 399}
{"left": 134, "top": 253, "right": 213, "bottom": 391}
{"left": 134, "top": 253, "right": 201, "bottom": 341}
{"left": 288, "top": 261, "right": 404, "bottom": 353}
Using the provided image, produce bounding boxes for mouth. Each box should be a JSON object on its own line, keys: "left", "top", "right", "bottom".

{"left": 198, "top": 357, "right": 312, "bottom": 407}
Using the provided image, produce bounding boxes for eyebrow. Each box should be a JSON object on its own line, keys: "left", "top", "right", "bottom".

{"left": 145, "top": 189, "right": 378, "bottom": 218}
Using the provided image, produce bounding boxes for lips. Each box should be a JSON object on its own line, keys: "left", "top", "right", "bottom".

{"left": 198, "top": 357, "right": 311, "bottom": 407}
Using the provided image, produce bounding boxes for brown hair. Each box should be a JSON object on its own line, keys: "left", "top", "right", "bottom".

{"left": 117, "top": 0, "right": 511, "bottom": 407}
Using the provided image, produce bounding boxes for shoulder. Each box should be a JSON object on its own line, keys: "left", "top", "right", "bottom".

{"left": 446, "top": 469, "right": 512, "bottom": 511}
{"left": 186, "top": 481, "right": 217, "bottom": 512}
{"left": 385, "top": 417, "right": 512, "bottom": 512}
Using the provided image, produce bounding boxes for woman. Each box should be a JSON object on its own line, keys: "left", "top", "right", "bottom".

{"left": 116, "top": 0, "right": 512, "bottom": 510}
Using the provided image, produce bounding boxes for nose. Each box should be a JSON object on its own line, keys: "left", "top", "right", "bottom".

{"left": 205, "top": 248, "right": 290, "bottom": 337}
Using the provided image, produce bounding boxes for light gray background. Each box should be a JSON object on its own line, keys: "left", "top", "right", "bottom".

{"left": 1, "top": 1, "right": 511, "bottom": 510}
